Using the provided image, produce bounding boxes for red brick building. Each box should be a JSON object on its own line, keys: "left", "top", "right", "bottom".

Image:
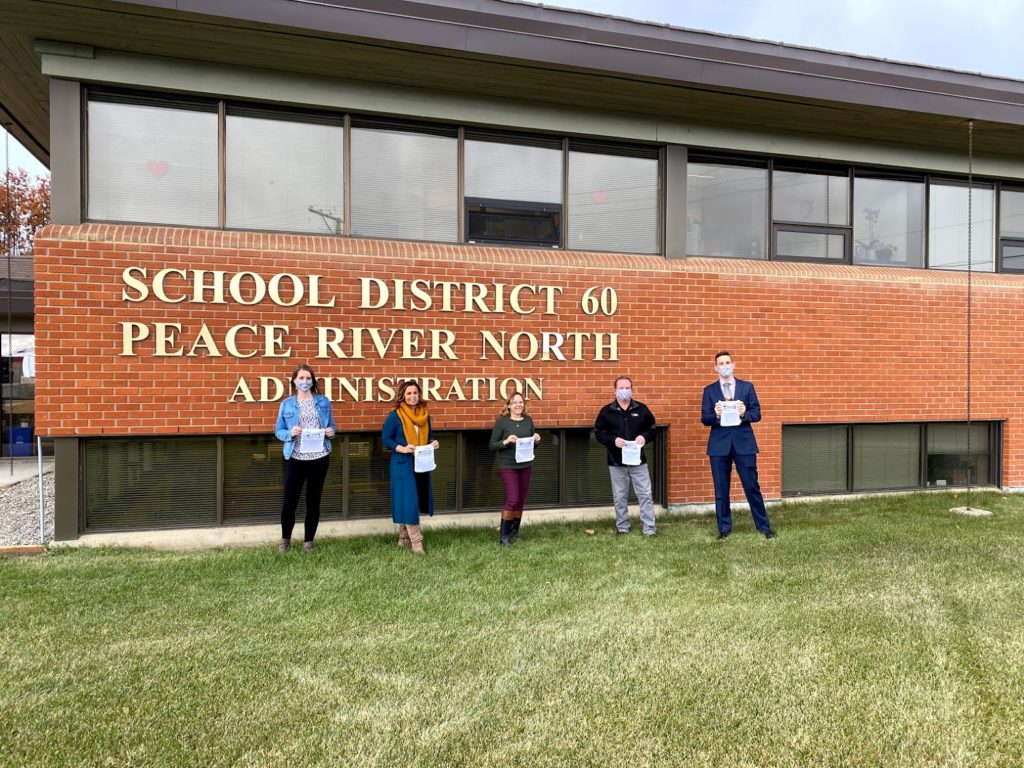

{"left": 3, "top": 0, "right": 1021, "bottom": 539}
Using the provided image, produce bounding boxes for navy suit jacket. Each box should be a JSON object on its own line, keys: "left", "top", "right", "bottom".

{"left": 701, "top": 379, "right": 761, "bottom": 456}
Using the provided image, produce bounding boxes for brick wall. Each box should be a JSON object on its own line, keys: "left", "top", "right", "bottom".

{"left": 33, "top": 224, "right": 1023, "bottom": 503}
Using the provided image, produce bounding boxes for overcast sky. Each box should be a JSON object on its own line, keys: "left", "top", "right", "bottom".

{"left": 3, "top": 0, "right": 1020, "bottom": 178}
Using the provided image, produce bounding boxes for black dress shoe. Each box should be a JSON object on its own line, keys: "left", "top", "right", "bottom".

{"left": 716, "top": 531, "right": 730, "bottom": 540}
{"left": 764, "top": 530, "right": 777, "bottom": 540}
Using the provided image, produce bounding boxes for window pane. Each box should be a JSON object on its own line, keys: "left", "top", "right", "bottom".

{"left": 564, "top": 430, "right": 614, "bottom": 505}
{"left": 222, "top": 435, "right": 342, "bottom": 524}
{"left": 88, "top": 101, "right": 218, "bottom": 226}
{"left": 1002, "top": 243, "right": 1024, "bottom": 271}
{"left": 350, "top": 128, "right": 457, "bottom": 241}
{"left": 853, "top": 178, "right": 925, "bottom": 267}
{"left": 782, "top": 426, "right": 847, "bottom": 495}
{"left": 85, "top": 438, "right": 218, "bottom": 530}
{"left": 461, "top": 428, "right": 560, "bottom": 510}
{"left": 347, "top": 432, "right": 391, "bottom": 518}
{"left": 773, "top": 171, "right": 849, "bottom": 225}
{"left": 568, "top": 151, "right": 658, "bottom": 253}
{"left": 525, "top": 430, "right": 561, "bottom": 508}
{"left": 853, "top": 424, "right": 920, "bottom": 491}
{"left": 1000, "top": 189, "right": 1024, "bottom": 238}
{"left": 430, "top": 432, "right": 458, "bottom": 512}
{"left": 465, "top": 140, "right": 562, "bottom": 204}
{"left": 926, "top": 423, "right": 990, "bottom": 487}
{"left": 928, "top": 183, "right": 995, "bottom": 271}
{"left": 461, "top": 430, "right": 507, "bottom": 510}
{"left": 776, "top": 230, "right": 846, "bottom": 260}
{"left": 687, "top": 162, "right": 767, "bottom": 258}
{"left": 226, "top": 114, "right": 343, "bottom": 234}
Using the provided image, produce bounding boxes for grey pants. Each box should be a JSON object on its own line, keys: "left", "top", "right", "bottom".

{"left": 609, "top": 464, "right": 656, "bottom": 535}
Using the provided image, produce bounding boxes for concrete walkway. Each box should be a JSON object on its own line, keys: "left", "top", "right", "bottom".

{"left": 0, "top": 456, "right": 53, "bottom": 489}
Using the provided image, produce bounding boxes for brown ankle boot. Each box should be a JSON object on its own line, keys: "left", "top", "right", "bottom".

{"left": 408, "top": 524, "right": 425, "bottom": 555}
{"left": 397, "top": 524, "right": 411, "bottom": 549}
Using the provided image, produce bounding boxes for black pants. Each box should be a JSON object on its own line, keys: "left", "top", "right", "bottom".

{"left": 281, "top": 455, "right": 330, "bottom": 542}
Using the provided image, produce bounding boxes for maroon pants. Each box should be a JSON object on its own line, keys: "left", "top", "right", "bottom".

{"left": 499, "top": 467, "right": 532, "bottom": 519}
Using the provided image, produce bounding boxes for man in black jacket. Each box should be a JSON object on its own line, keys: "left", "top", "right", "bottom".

{"left": 594, "top": 376, "right": 657, "bottom": 536}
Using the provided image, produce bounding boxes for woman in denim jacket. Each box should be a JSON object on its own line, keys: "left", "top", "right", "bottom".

{"left": 274, "top": 364, "right": 335, "bottom": 554}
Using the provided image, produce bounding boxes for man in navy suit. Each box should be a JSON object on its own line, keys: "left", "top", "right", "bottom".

{"left": 701, "top": 351, "right": 775, "bottom": 540}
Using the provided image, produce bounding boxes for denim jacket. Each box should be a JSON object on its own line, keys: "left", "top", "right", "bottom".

{"left": 275, "top": 394, "right": 336, "bottom": 459}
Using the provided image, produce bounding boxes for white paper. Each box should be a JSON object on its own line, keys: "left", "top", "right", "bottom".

{"left": 414, "top": 444, "right": 436, "bottom": 473}
{"left": 515, "top": 437, "right": 535, "bottom": 463}
{"left": 622, "top": 440, "right": 642, "bottom": 466}
{"left": 299, "top": 427, "right": 325, "bottom": 453}
{"left": 719, "top": 401, "right": 741, "bottom": 427}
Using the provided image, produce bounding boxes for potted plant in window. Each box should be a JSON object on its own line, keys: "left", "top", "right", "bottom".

{"left": 857, "top": 208, "right": 898, "bottom": 262}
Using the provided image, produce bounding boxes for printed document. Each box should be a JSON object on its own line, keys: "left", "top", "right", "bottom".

{"left": 414, "top": 444, "right": 436, "bottom": 473}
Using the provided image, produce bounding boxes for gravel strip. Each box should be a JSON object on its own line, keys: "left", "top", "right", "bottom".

{"left": 0, "top": 471, "right": 54, "bottom": 546}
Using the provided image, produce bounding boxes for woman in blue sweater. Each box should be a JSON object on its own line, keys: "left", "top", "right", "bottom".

{"left": 274, "top": 364, "right": 335, "bottom": 554}
{"left": 382, "top": 380, "right": 439, "bottom": 554}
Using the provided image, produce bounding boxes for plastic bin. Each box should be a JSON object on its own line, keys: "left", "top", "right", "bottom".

{"left": 7, "top": 427, "right": 32, "bottom": 457}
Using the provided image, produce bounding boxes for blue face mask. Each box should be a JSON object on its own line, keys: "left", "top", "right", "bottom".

{"left": 616, "top": 388, "right": 632, "bottom": 401}
{"left": 717, "top": 364, "right": 734, "bottom": 377}
{"left": 295, "top": 380, "right": 313, "bottom": 393}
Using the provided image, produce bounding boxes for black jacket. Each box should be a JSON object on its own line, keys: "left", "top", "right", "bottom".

{"left": 594, "top": 399, "right": 657, "bottom": 467}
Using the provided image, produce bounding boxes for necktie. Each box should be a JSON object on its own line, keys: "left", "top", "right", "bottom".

{"left": 724, "top": 383, "right": 732, "bottom": 400}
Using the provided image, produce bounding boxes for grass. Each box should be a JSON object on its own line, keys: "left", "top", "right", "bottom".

{"left": 3, "top": 491, "right": 1024, "bottom": 767}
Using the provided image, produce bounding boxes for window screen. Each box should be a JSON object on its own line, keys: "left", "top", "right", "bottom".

{"left": 782, "top": 425, "right": 848, "bottom": 495}
{"left": 226, "top": 111, "right": 344, "bottom": 234}
{"left": 568, "top": 149, "right": 658, "bottom": 254}
{"left": 853, "top": 424, "right": 920, "bottom": 491}
{"left": 350, "top": 126, "right": 457, "bottom": 241}
{"left": 87, "top": 99, "right": 218, "bottom": 226}
{"left": 85, "top": 438, "right": 218, "bottom": 530}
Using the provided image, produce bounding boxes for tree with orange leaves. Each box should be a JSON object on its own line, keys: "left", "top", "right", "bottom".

{"left": 1, "top": 168, "right": 50, "bottom": 256}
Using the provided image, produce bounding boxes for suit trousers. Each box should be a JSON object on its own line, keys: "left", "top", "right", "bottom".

{"left": 609, "top": 464, "right": 656, "bottom": 535}
{"left": 709, "top": 452, "right": 771, "bottom": 535}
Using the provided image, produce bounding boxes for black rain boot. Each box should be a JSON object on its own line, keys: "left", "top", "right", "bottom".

{"left": 499, "top": 519, "right": 513, "bottom": 547}
{"left": 509, "top": 516, "right": 522, "bottom": 543}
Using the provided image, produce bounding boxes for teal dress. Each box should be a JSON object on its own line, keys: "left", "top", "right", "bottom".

{"left": 382, "top": 410, "right": 435, "bottom": 524}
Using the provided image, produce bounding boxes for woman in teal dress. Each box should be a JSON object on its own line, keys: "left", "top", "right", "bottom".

{"left": 382, "top": 380, "right": 439, "bottom": 554}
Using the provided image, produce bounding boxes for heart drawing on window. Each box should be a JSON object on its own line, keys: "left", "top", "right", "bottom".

{"left": 591, "top": 190, "right": 608, "bottom": 204}
{"left": 146, "top": 160, "right": 171, "bottom": 178}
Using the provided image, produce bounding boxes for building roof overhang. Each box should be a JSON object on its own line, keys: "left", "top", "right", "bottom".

{"left": 4, "top": 0, "right": 1024, "bottom": 168}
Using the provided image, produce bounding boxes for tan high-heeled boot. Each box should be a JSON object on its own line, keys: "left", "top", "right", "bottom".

{"left": 397, "top": 524, "right": 411, "bottom": 549}
{"left": 407, "top": 524, "right": 425, "bottom": 555}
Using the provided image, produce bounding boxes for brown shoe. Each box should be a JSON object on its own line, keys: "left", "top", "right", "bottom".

{"left": 278, "top": 538, "right": 290, "bottom": 554}
{"left": 397, "top": 524, "right": 411, "bottom": 549}
{"left": 408, "top": 524, "right": 425, "bottom": 555}
{"left": 302, "top": 541, "right": 314, "bottom": 554}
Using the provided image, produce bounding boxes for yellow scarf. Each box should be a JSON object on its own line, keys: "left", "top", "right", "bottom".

{"left": 396, "top": 403, "right": 430, "bottom": 447}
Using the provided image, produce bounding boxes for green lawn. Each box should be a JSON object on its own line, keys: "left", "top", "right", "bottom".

{"left": 3, "top": 492, "right": 1024, "bottom": 768}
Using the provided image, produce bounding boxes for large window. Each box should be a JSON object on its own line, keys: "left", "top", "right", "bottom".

{"left": 226, "top": 109, "right": 344, "bottom": 234}
{"left": 81, "top": 428, "right": 665, "bottom": 531}
{"left": 568, "top": 144, "right": 659, "bottom": 254}
{"left": 350, "top": 124, "right": 458, "bottom": 242}
{"left": 686, "top": 160, "right": 768, "bottom": 258}
{"left": 783, "top": 422, "right": 999, "bottom": 496}
{"left": 87, "top": 97, "right": 218, "bottom": 226}
{"left": 853, "top": 177, "right": 925, "bottom": 267}
{"left": 928, "top": 181, "right": 995, "bottom": 271}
